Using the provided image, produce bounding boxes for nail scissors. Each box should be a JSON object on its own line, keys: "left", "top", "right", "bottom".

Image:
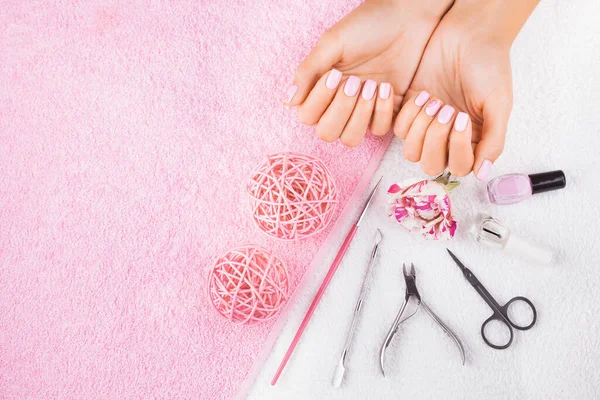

{"left": 379, "top": 263, "right": 465, "bottom": 376}
{"left": 446, "top": 249, "right": 537, "bottom": 350}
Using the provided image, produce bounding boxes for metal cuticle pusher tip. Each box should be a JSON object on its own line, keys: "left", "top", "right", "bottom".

{"left": 374, "top": 229, "right": 383, "bottom": 245}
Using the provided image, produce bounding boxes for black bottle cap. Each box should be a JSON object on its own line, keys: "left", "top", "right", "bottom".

{"left": 529, "top": 170, "right": 566, "bottom": 195}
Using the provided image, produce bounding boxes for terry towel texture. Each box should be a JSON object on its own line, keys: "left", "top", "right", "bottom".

{"left": 0, "top": 0, "right": 386, "bottom": 399}
{"left": 247, "top": 1, "right": 600, "bottom": 399}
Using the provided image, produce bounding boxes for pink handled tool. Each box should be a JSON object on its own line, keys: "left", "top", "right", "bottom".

{"left": 271, "top": 177, "right": 383, "bottom": 385}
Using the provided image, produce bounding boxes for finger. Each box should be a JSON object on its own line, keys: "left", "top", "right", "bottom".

{"left": 296, "top": 69, "right": 342, "bottom": 126}
{"left": 403, "top": 97, "right": 443, "bottom": 162}
{"left": 420, "top": 105, "right": 456, "bottom": 176}
{"left": 315, "top": 76, "right": 361, "bottom": 143}
{"left": 370, "top": 82, "right": 394, "bottom": 136}
{"left": 339, "top": 80, "right": 377, "bottom": 147}
{"left": 473, "top": 95, "right": 512, "bottom": 180}
{"left": 283, "top": 32, "right": 343, "bottom": 107}
{"left": 393, "top": 90, "right": 431, "bottom": 139}
{"left": 448, "top": 112, "right": 475, "bottom": 177}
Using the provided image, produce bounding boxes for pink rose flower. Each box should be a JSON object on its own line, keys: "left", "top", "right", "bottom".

{"left": 387, "top": 178, "right": 457, "bottom": 240}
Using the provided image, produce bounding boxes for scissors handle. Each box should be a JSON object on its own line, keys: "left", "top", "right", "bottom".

{"left": 481, "top": 296, "right": 537, "bottom": 349}
{"left": 501, "top": 296, "right": 537, "bottom": 330}
{"left": 481, "top": 314, "right": 514, "bottom": 350}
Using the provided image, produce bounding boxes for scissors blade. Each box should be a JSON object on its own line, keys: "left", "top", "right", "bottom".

{"left": 446, "top": 249, "right": 467, "bottom": 272}
{"left": 446, "top": 249, "right": 481, "bottom": 286}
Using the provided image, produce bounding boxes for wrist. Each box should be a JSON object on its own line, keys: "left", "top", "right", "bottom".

{"left": 452, "top": 0, "right": 539, "bottom": 46}
{"left": 388, "top": 0, "right": 454, "bottom": 22}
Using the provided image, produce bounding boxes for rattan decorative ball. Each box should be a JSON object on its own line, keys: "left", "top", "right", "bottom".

{"left": 207, "top": 245, "right": 289, "bottom": 324}
{"left": 247, "top": 152, "right": 338, "bottom": 240}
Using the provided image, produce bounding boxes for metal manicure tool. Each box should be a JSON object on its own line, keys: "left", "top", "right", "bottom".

{"left": 446, "top": 249, "right": 537, "bottom": 349}
{"left": 332, "top": 229, "right": 383, "bottom": 388}
{"left": 379, "top": 263, "right": 465, "bottom": 376}
{"left": 271, "top": 177, "right": 382, "bottom": 385}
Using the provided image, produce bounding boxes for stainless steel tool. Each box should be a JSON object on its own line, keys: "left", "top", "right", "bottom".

{"left": 379, "top": 263, "right": 465, "bottom": 376}
{"left": 332, "top": 229, "right": 383, "bottom": 388}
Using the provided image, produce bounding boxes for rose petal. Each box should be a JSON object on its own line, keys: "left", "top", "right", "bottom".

{"left": 448, "top": 219, "right": 457, "bottom": 237}
{"left": 414, "top": 202, "right": 432, "bottom": 211}
{"left": 394, "top": 206, "right": 409, "bottom": 222}
{"left": 388, "top": 184, "right": 401, "bottom": 194}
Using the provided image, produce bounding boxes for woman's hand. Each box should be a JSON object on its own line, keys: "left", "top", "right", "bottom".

{"left": 284, "top": 0, "right": 452, "bottom": 146}
{"left": 394, "top": 0, "right": 539, "bottom": 179}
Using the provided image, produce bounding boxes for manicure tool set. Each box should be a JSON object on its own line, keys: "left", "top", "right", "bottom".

{"left": 272, "top": 169, "right": 563, "bottom": 387}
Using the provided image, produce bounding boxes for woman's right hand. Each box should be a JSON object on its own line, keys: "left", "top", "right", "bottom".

{"left": 393, "top": 0, "right": 538, "bottom": 179}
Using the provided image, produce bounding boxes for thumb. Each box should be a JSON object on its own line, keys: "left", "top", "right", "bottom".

{"left": 284, "top": 31, "right": 343, "bottom": 107}
{"left": 473, "top": 94, "right": 512, "bottom": 181}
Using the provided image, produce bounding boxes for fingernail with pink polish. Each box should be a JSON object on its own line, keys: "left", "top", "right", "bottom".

{"left": 362, "top": 80, "right": 377, "bottom": 100}
{"left": 379, "top": 82, "right": 391, "bottom": 100}
{"left": 454, "top": 112, "right": 469, "bottom": 132}
{"left": 344, "top": 76, "right": 360, "bottom": 97}
{"left": 415, "top": 91, "right": 430, "bottom": 107}
{"left": 326, "top": 69, "right": 342, "bottom": 90}
{"left": 284, "top": 85, "right": 298, "bottom": 104}
{"left": 425, "top": 99, "right": 442, "bottom": 116}
{"left": 437, "top": 105, "right": 455, "bottom": 124}
{"left": 477, "top": 159, "right": 493, "bottom": 181}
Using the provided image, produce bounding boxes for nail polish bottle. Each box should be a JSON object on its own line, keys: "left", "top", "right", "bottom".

{"left": 487, "top": 170, "right": 566, "bottom": 205}
{"left": 470, "top": 213, "right": 553, "bottom": 265}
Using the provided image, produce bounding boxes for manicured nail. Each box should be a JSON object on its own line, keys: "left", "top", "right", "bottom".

{"left": 454, "top": 112, "right": 469, "bottom": 132}
{"left": 437, "top": 105, "right": 455, "bottom": 124}
{"left": 361, "top": 80, "right": 377, "bottom": 100}
{"left": 477, "top": 159, "right": 493, "bottom": 181}
{"left": 379, "top": 82, "right": 391, "bottom": 100}
{"left": 425, "top": 99, "right": 442, "bottom": 116}
{"left": 344, "top": 76, "right": 360, "bottom": 97}
{"left": 414, "top": 91, "right": 430, "bottom": 107}
{"left": 284, "top": 85, "right": 298, "bottom": 104}
{"left": 326, "top": 69, "right": 342, "bottom": 90}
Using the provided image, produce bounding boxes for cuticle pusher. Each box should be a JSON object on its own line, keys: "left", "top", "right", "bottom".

{"left": 332, "top": 229, "right": 383, "bottom": 387}
{"left": 271, "top": 177, "right": 382, "bottom": 385}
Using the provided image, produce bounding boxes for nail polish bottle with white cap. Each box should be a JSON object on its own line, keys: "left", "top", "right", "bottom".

{"left": 470, "top": 213, "right": 554, "bottom": 265}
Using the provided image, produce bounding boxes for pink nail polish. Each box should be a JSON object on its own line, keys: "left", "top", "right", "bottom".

{"left": 425, "top": 99, "right": 442, "bottom": 116}
{"left": 414, "top": 91, "right": 430, "bottom": 107}
{"left": 454, "top": 112, "right": 469, "bottom": 132}
{"left": 477, "top": 159, "right": 493, "bottom": 181}
{"left": 437, "top": 105, "right": 455, "bottom": 124}
{"left": 326, "top": 69, "right": 342, "bottom": 90}
{"left": 362, "top": 80, "right": 377, "bottom": 100}
{"left": 379, "top": 82, "right": 391, "bottom": 100}
{"left": 487, "top": 170, "right": 566, "bottom": 205}
{"left": 284, "top": 85, "right": 298, "bottom": 104}
{"left": 344, "top": 76, "right": 360, "bottom": 97}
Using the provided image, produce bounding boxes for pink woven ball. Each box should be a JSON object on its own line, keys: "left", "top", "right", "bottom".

{"left": 207, "top": 245, "right": 289, "bottom": 324}
{"left": 247, "top": 152, "right": 338, "bottom": 240}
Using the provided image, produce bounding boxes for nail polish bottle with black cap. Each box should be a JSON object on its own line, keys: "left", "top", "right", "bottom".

{"left": 487, "top": 170, "right": 566, "bottom": 205}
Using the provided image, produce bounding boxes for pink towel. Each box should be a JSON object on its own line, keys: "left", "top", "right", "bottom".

{"left": 0, "top": 1, "right": 388, "bottom": 398}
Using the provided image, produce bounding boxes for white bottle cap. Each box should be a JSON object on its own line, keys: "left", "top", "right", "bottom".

{"left": 505, "top": 233, "right": 554, "bottom": 265}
